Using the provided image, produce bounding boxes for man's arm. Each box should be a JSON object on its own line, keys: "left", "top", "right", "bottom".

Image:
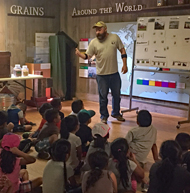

{"left": 75, "top": 48, "right": 90, "bottom": 60}
{"left": 151, "top": 143, "right": 159, "bottom": 162}
{"left": 119, "top": 47, "right": 128, "bottom": 74}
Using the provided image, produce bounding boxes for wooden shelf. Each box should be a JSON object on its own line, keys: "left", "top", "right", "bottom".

{"left": 72, "top": 4, "right": 190, "bottom": 18}
{"left": 141, "top": 4, "right": 190, "bottom": 13}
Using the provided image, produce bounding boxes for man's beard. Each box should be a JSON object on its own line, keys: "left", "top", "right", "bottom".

{"left": 96, "top": 31, "right": 107, "bottom": 40}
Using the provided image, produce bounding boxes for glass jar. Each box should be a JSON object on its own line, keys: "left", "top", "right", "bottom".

{"left": 13, "top": 64, "right": 22, "bottom": 77}
{"left": 22, "top": 65, "right": 29, "bottom": 76}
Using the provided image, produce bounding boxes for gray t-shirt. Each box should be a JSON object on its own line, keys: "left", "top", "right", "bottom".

{"left": 43, "top": 160, "right": 74, "bottom": 193}
{"left": 82, "top": 141, "right": 111, "bottom": 172}
{"left": 108, "top": 158, "right": 137, "bottom": 191}
{"left": 86, "top": 34, "right": 124, "bottom": 75}
{"left": 38, "top": 122, "right": 59, "bottom": 140}
{"left": 125, "top": 125, "right": 157, "bottom": 163}
{"left": 67, "top": 133, "right": 82, "bottom": 169}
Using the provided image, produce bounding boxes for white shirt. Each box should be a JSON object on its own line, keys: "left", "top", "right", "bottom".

{"left": 43, "top": 160, "right": 74, "bottom": 193}
{"left": 67, "top": 132, "right": 82, "bottom": 169}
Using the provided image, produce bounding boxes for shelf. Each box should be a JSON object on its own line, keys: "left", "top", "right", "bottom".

{"left": 72, "top": 4, "right": 190, "bottom": 18}
{"left": 134, "top": 68, "right": 190, "bottom": 75}
{"left": 141, "top": 4, "right": 190, "bottom": 13}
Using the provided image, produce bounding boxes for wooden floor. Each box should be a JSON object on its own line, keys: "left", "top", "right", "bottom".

{"left": 25, "top": 100, "right": 190, "bottom": 192}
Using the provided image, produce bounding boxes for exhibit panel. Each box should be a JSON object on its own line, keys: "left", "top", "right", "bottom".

{"left": 135, "top": 15, "right": 190, "bottom": 70}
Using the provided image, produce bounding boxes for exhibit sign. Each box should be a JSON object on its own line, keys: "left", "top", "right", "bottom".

{"left": 8, "top": 5, "right": 54, "bottom": 18}
{"left": 72, "top": 2, "right": 143, "bottom": 17}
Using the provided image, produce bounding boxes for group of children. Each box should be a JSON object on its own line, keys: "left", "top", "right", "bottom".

{"left": 0, "top": 98, "right": 190, "bottom": 193}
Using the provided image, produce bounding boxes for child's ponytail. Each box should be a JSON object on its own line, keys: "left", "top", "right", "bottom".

{"left": 86, "top": 150, "right": 108, "bottom": 191}
{"left": 111, "top": 138, "right": 130, "bottom": 189}
{"left": 60, "top": 115, "right": 79, "bottom": 139}
{"left": 49, "top": 139, "right": 71, "bottom": 193}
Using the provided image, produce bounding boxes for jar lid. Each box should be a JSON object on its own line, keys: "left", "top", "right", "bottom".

{"left": 15, "top": 64, "right": 20, "bottom": 67}
{"left": 22, "top": 65, "right": 28, "bottom": 68}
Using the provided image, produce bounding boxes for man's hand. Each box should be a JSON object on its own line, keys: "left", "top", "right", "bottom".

{"left": 75, "top": 48, "right": 81, "bottom": 56}
{"left": 121, "top": 65, "right": 128, "bottom": 74}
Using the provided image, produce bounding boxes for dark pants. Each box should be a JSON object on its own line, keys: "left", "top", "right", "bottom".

{"left": 96, "top": 72, "right": 121, "bottom": 119}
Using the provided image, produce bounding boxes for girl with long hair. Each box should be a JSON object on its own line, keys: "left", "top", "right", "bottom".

{"left": 82, "top": 150, "right": 117, "bottom": 193}
{"left": 148, "top": 140, "right": 190, "bottom": 193}
{"left": 43, "top": 139, "right": 80, "bottom": 193}
{"left": 108, "top": 138, "right": 144, "bottom": 193}
{"left": 0, "top": 133, "right": 42, "bottom": 193}
{"left": 82, "top": 122, "right": 111, "bottom": 172}
{"left": 60, "top": 115, "right": 82, "bottom": 170}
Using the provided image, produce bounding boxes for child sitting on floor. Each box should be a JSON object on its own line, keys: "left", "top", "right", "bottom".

{"left": 0, "top": 133, "right": 42, "bottom": 193}
{"left": 76, "top": 109, "right": 95, "bottom": 154}
{"left": 24, "top": 102, "right": 60, "bottom": 139}
{"left": 70, "top": 99, "right": 84, "bottom": 116}
{"left": 82, "top": 150, "right": 117, "bottom": 193}
{"left": 125, "top": 110, "right": 159, "bottom": 165}
{"left": 125, "top": 110, "right": 158, "bottom": 192}
{"left": 36, "top": 109, "right": 60, "bottom": 159}
{"left": 175, "top": 132, "right": 190, "bottom": 157}
{"left": 7, "top": 104, "right": 32, "bottom": 132}
{"left": 0, "top": 111, "right": 14, "bottom": 140}
{"left": 60, "top": 115, "right": 82, "bottom": 172}
{"left": 51, "top": 97, "right": 64, "bottom": 120}
{"left": 148, "top": 140, "right": 190, "bottom": 193}
{"left": 43, "top": 139, "right": 80, "bottom": 193}
{"left": 16, "top": 102, "right": 36, "bottom": 126}
{"left": 82, "top": 122, "right": 111, "bottom": 172}
{"left": 108, "top": 138, "right": 144, "bottom": 193}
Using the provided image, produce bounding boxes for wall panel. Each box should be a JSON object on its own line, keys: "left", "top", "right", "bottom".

{"left": 0, "top": 0, "right": 60, "bottom": 68}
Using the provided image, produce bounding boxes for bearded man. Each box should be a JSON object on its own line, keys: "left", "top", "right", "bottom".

{"left": 75, "top": 21, "right": 128, "bottom": 124}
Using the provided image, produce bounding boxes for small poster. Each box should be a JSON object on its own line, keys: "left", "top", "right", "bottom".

{"left": 88, "top": 67, "right": 96, "bottom": 78}
{"left": 79, "top": 66, "right": 88, "bottom": 78}
{"left": 79, "top": 38, "right": 88, "bottom": 49}
{"left": 184, "top": 22, "right": 190, "bottom": 29}
{"left": 138, "top": 22, "right": 147, "bottom": 31}
{"left": 155, "top": 21, "right": 165, "bottom": 30}
{"left": 169, "top": 21, "right": 179, "bottom": 29}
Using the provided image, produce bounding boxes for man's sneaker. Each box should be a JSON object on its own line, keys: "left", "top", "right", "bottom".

{"left": 111, "top": 114, "right": 125, "bottom": 122}
{"left": 101, "top": 117, "right": 108, "bottom": 124}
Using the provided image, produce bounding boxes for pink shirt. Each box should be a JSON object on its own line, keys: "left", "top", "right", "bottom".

{"left": 0, "top": 149, "right": 21, "bottom": 193}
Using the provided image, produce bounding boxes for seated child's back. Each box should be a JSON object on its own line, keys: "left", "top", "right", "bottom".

{"left": 7, "top": 104, "right": 32, "bottom": 132}
{"left": 76, "top": 109, "right": 95, "bottom": 152}
{"left": 60, "top": 115, "right": 82, "bottom": 169}
{"left": 38, "top": 109, "right": 60, "bottom": 140}
{"left": 43, "top": 139, "right": 77, "bottom": 193}
{"left": 175, "top": 133, "right": 190, "bottom": 156}
{"left": 125, "top": 110, "right": 158, "bottom": 164}
{"left": 70, "top": 99, "right": 84, "bottom": 116}
{"left": 51, "top": 98, "right": 64, "bottom": 120}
